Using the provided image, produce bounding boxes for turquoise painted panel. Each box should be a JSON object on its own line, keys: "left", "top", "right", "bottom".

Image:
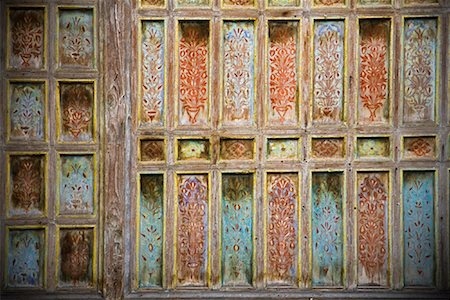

{"left": 138, "top": 174, "right": 164, "bottom": 288}
{"left": 7, "top": 228, "right": 45, "bottom": 288}
{"left": 312, "top": 172, "right": 344, "bottom": 286}
{"left": 403, "top": 171, "right": 435, "bottom": 286}
{"left": 60, "top": 155, "right": 94, "bottom": 215}
{"left": 222, "top": 173, "right": 253, "bottom": 286}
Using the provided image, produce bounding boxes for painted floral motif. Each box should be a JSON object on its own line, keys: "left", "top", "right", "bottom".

{"left": 223, "top": 21, "right": 255, "bottom": 126}
{"left": 177, "top": 0, "right": 209, "bottom": 6}
{"left": 59, "top": 229, "right": 93, "bottom": 287}
{"left": 268, "top": 0, "right": 297, "bottom": 6}
{"left": 60, "top": 83, "right": 94, "bottom": 142}
{"left": 59, "top": 9, "right": 94, "bottom": 68}
{"left": 357, "top": 173, "right": 388, "bottom": 286}
{"left": 311, "top": 138, "right": 344, "bottom": 159}
{"left": 7, "top": 229, "right": 45, "bottom": 288}
{"left": 224, "top": 0, "right": 254, "bottom": 5}
{"left": 142, "top": 0, "right": 165, "bottom": 6}
{"left": 403, "top": 18, "right": 437, "bottom": 123}
{"left": 403, "top": 171, "right": 434, "bottom": 286}
{"left": 268, "top": 22, "right": 298, "bottom": 125}
{"left": 404, "top": 137, "right": 435, "bottom": 158}
{"left": 9, "top": 82, "right": 45, "bottom": 141}
{"left": 178, "top": 139, "right": 210, "bottom": 161}
{"left": 60, "top": 155, "right": 94, "bottom": 215}
{"left": 313, "top": 21, "right": 344, "bottom": 124}
{"left": 141, "top": 21, "right": 164, "bottom": 126}
{"left": 9, "top": 8, "right": 44, "bottom": 69}
{"left": 357, "top": 137, "right": 390, "bottom": 159}
{"left": 139, "top": 175, "right": 164, "bottom": 288}
{"left": 140, "top": 139, "right": 165, "bottom": 162}
{"left": 359, "top": 19, "right": 390, "bottom": 124}
{"left": 267, "top": 174, "right": 298, "bottom": 284}
{"left": 10, "top": 155, "right": 45, "bottom": 217}
{"left": 222, "top": 174, "right": 253, "bottom": 286}
{"left": 220, "top": 139, "right": 254, "bottom": 160}
{"left": 177, "top": 175, "right": 208, "bottom": 286}
{"left": 267, "top": 139, "right": 298, "bottom": 160}
{"left": 312, "top": 172, "right": 343, "bottom": 286}
{"left": 314, "top": 0, "right": 344, "bottom": 6}
{"left": 179, "top": 22, "right": 209, "bottom": 125}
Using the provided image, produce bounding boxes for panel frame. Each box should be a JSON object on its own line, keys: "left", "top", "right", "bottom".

{"left": 400, "top": 134, "right": 439, "bottom": 161}
{"left": 354, "top": 134, "right": 393, "bottom": 162}
{"left": 174, "top": 136, "right": 212, "bottom": 164}
{"left": 264, "top": 135, "right": 302, "bottom": 162}
{"left": 308, "top": 134, "right": 347, "bottom": 162}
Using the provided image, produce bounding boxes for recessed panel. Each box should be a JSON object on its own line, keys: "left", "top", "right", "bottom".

{"left": 222, "top": 173, "right": 253, "bottom": 286}
{"left": 220, "top": 138, "right": 254, "bottom": 160}
{"left": 141, "top": 0, "right": 165, "bottom": 7}
{"left": 358, "top": 0, "right": 390, "bottom": 5}
{"left": 140, "top": 139, "right": 165, "bottom": 162}
{"left": 356, "top": 137, "right": 390, "bottom": 159}
{"left": 311, "top": 137, "right": 345, "bottom": 159}
{"left": 266, "top": 138, "right": 299, "bottom": 161}
{"left": 312, "top": 172, "right": 344, "bottom": 286}
{"left": 403, "top": 136, "right": 436, "bottom": 159}
{"left": 177, "top": 139, "right": 210, "bottom": 161}
{"left": 313, "top": 0, "right": 345, "bottom": 7}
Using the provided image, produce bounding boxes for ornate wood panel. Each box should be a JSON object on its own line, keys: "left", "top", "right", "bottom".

{"left": 1, "top": 0, "right": 450, "bottom": 299}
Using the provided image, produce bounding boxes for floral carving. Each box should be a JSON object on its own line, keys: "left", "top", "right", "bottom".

{"left": 10, "top": 155, "right": 44, "bottom": 215}
{"left": 179, "top": 22, "right": 209, "bottom": 125}
{"left": 61, "top": 83, "right": 94, "bottom": 142}
{"left": 220, "top": 139, "right": 253, "bottom": 160}
{"left": 313, "top": 21, "right": 344, "bottom": 123}
{"left": 223, "top": 22, "right": 254, "bottom": 125}
{"left": 141, "top": 22, "right": 164, "bottom": 126}
{"left": 60, "top": 229, "right": 92, "bottom": 286}
{"left": 267, "top": 174, "right": 297, "bottom": 283}
{"left": 9, "top": 9, "right": 44, "bottom": 69}
{"left": 359, "top": 20, "right": 389, "bottom": 123}
{"left": 403, "top": 18, "right": 436, "bottom": 122}
{"left": 141, "top": 140, "right": 165, "bottom": 161}
{"left": 177, "top": 175, "right": 208, "bottom": 285}
{"left": 358, "top": 174, "right": 388, "bottom": 285}
{"left": 59, "top": 9, "right": 94, "bottom": 67}
{"left": 10, "top": 83, "right": 44, "bottom": 140}
{"left": 312, "top": 138, "right": 343, "bottom": 158}
{"left": 268, "top": 22, "right": 298, "bottom": 125}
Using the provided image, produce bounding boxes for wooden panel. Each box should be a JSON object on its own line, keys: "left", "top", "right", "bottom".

{"left": 219, "top": 138, "right": 254, "bottom": 161}
{"left": 310, "top": 137, "right": 345, "bottom": 160}
{"left": 266, "top": 138, "right": 299, "bottom": 161}
{"left": 402, "top": 171, "right": 435, "bottom": 287}
{"left": 311, "top": 171, "right": 344, "bottom": 287}
{"left": 221, "top": 173, "right": 254, "bottom": 286}
{"left": 177, "top": 138, "right": 211, "bottom": 161}
{"left": 356, "top": 137, "right": 390, "bottom": 160}
{"left": 402, "top": 136, "right": 437, "bottom": 160}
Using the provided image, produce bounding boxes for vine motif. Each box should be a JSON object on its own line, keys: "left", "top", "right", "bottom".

{"left": 60, "top": 11, "right": 94, "bottom": 67}
{"left": 358, "top": 174, "right": 387, "bottom": 284}
{"left": 359, "top": 21, "right": 389, "bottom": 123}
{"left": 222, "top": 175, "right": 253, "bottom": 285}
{"left": 141, "top": 22, "right": 164, "bottom": 126}
{"left": 11, "top": 156, "right": 43, "bottom": 215}
{"left": 60, "top": 156, "right": 94, "bottom": 215}
{"left": 312, "top": 139, "right": 341, "bottom": 158}
{"left": 313, "top": 22, "right": 344, "bottom": 123}
{"left": 267, "top": 174, "right": 297, "bottom": 282}
{"left": 179, "top": 23, "right": 209, "bottom": 125}
{"left": 312, "top": 173, "right": 343, "bottom": 285}
{"left": 10, "top": 83, "right": 44, "bottom": 140}
{"left": 220, "top": 140, "right": 253, "bottom": 160}
{"left": 10, "top": 9, "right": 44, "bottom": 69}
{"left": 60, "top": 230, "right": 91, "bottom": 286}
{"left": 268, "top": 23, "right": 297, "bottom": 125}
{"left": 61, "top": 84, "right": 93, "bottom": 142}
{"left": 223, "top": 23, "right": 254, "bottom": 125}
{"left": 406, "top": 138, "right": 433, "bottom": 157}
{"left": 177, "top": 175, "right": 208, "bottom": 285}
{"left": 403, "top": 172, "right": 434, "bottom": 285}
{"left": 404, "top": 19, "right": 436, "bottom": 122}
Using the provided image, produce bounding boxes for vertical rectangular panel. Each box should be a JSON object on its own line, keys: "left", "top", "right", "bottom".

{"left": 312, "top": 20, "right": 345, "bottom": 125}
{"left": 177, "top": 174, "right": 209, "bottom": 286}
{"left": 358, "top": 19, "right": 390, "bottom": 125}
{"left": 403, "top": 18, "right": 437, "bottom": 124}
{"left": 6, "top": 228, "right": 46, "bottom": 288}
{"left": 8, "top": 7, "right": 45, "bottom": 70}
{"left": 140, "top": 20, "right": 165, "bottom": 127}
{"left": 357, "top": 171, "right": 389, "bottom": 286}
{"left": 9, "top": 154, "right": 45, "bottom": 217}
{"left": 59, "top": 154, "right": 95, "bottom": 216}
{"left": 59, "top": 82, "right": 95, "bottom": 143}
{"left": 222, "top": 21, "right": 255, "bottom": 127}
{"left": 57, "top": 227, "right": 95, "bottom": 288}
{"left": 221, "top": 173, "right": 253, "bottom": 286}
{"left": 58, "top": 8, "right": 95, "bottom": 69}
{"left": 311, "top": 172, "right": 344, "bottom": 286}
{"left": 268, "top": 21, "right": 299, "bottom": 126}
{"left": 266, "top": 173, "right": 298, "bottom": 285}
{"left": 8, "top": 81, "right": 46, "bottom": 142}
{"left": 138, "top": 174, "right": 164, "bottom": 288}
{"left": 178, "top": 21, "right": 210, "bottom": 126}
{"left": 403, "top": 171, "right": 435, "bottom": 286}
